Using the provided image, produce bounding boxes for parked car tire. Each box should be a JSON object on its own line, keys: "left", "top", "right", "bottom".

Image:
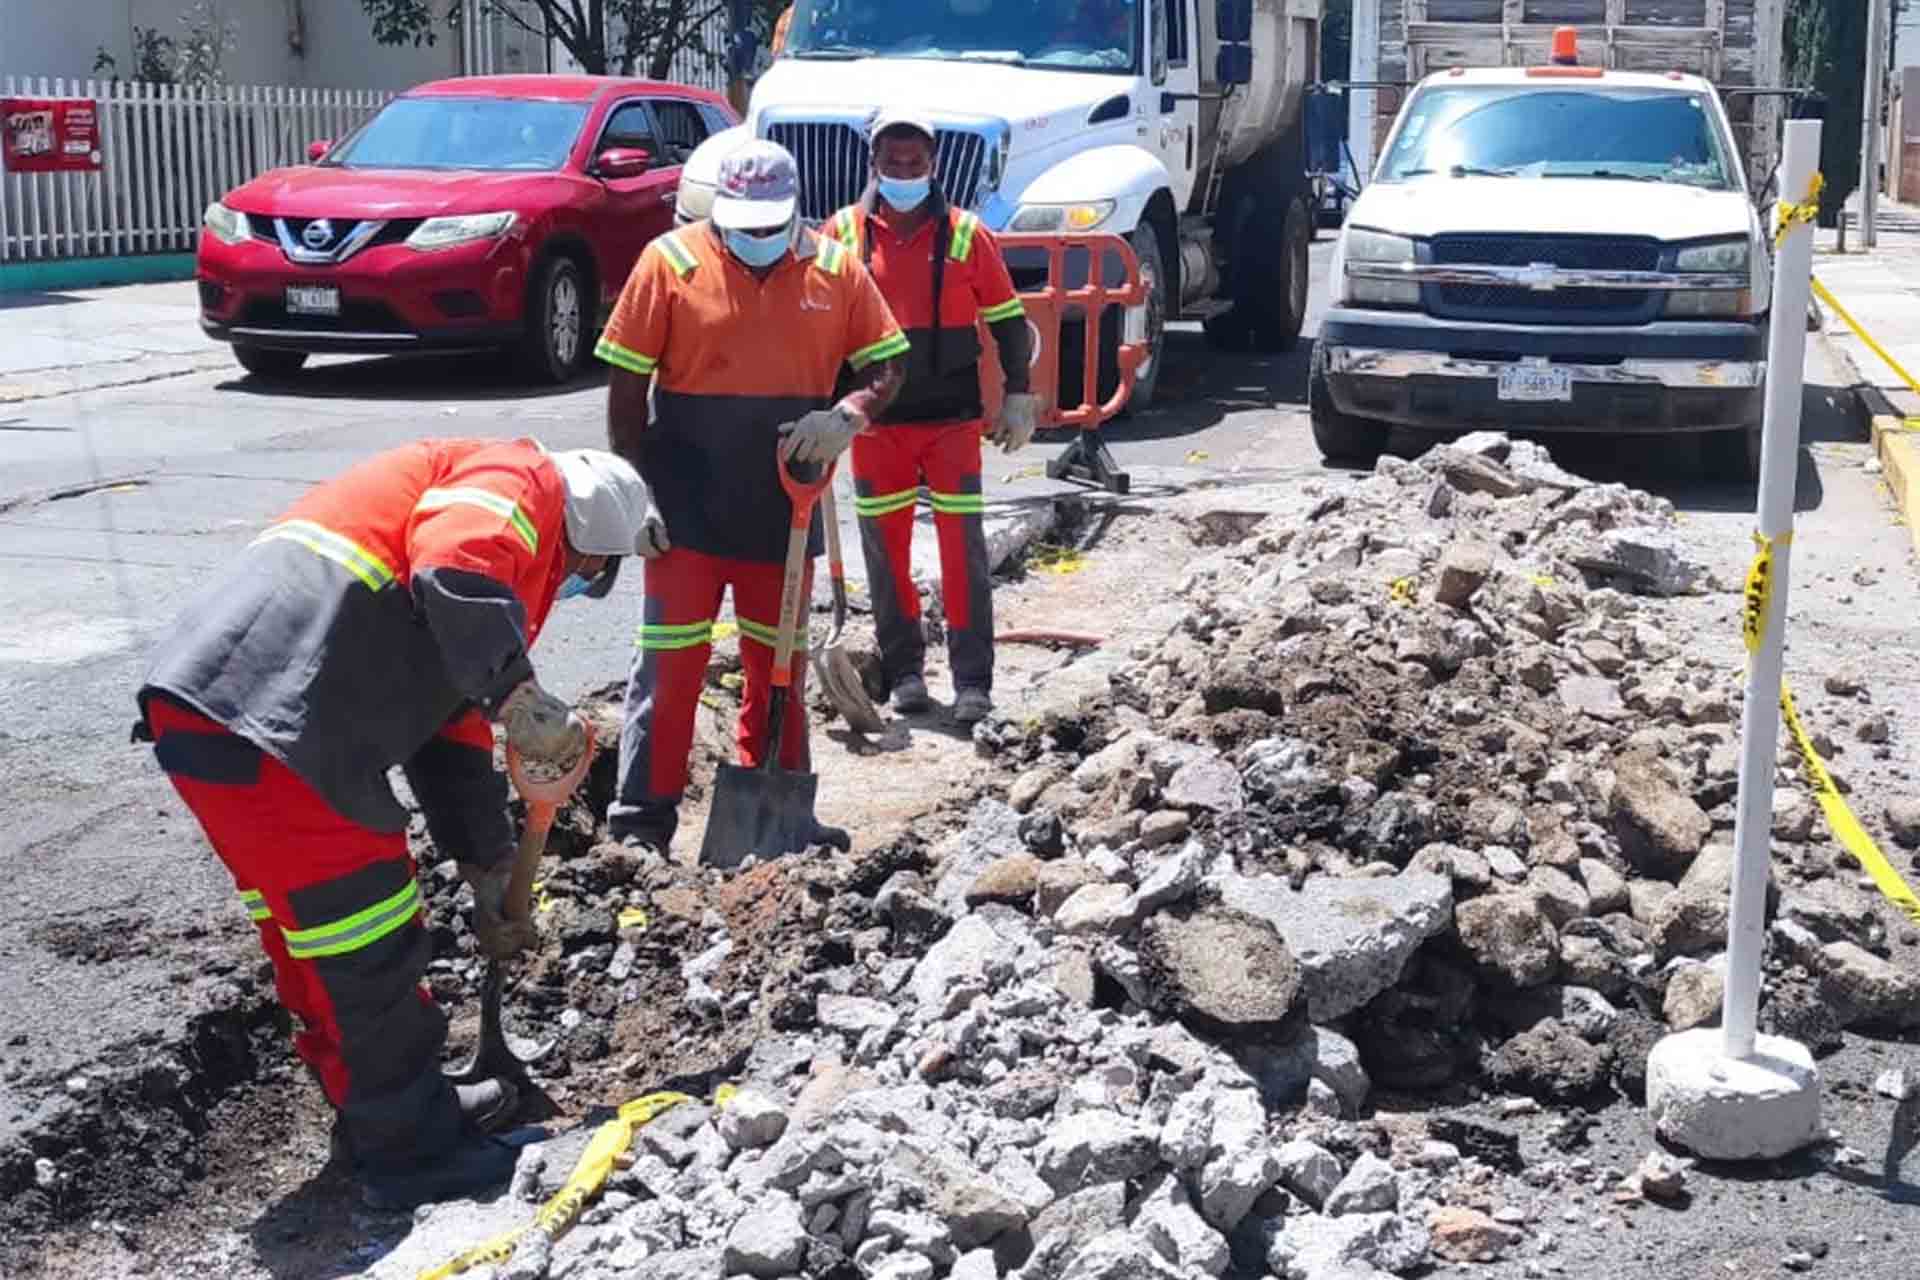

{"left": 1309, "top": 342, "right": 1390, "bottom": 464}
{"left": 518, "top": 254, "right": 589, "bottom": 384}
{"left": 233, "top": 345, "right": 308, "bottom": 379}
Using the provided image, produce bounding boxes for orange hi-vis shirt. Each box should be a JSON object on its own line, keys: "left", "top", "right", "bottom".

{"left": 595, "top": 221, "right": 908, "bottom": 563}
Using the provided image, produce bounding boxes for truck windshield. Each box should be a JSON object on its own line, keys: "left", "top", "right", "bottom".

{"left": 783, "top": 0, "right": 1138, "bottom": 73}
{"left": 1379, "top": 85, "right": 1736, "bottom": 190}
{"left": 323, "top": 97, "right": 589, "bottom": 171}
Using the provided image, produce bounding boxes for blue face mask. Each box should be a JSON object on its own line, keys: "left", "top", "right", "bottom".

{"left": 724, "top": 226, "right": 791, "bottom": 268}
{"left": 877, "top": 175, "right": 931, "bottom": 212}
{"left": 556, "top": 572, "right": 594, "bottom": 601}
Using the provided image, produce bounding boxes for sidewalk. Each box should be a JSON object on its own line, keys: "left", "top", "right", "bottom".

{"left": 1811, "top": 202, "right": 1920, "bottom": 559}
{"left": 0, "top": 279, "right": 230, "bottom": 403}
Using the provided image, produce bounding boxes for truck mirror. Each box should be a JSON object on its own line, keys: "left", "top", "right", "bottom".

{"left": 1304, "top": 92, "right": 1344, "bottom": 175}
{"left": 1216, "top": 0, "right": 1253, "bottom": 43}
{"left": 1217, "top": 45, "right": 1254, "bottom": 86}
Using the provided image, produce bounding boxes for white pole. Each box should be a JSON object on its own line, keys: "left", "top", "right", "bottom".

{"left": 1721, "top": 117, "right": 1822, "bottom": 1058}
{"left": 1862, "top": 0, "right": 1888, "bottom": 248}
{"left": 1349, "top": 0, "right": 1380, "bottom": 183}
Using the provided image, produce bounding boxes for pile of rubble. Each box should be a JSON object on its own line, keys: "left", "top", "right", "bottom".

{"left": 427, "top": 434, "right": 1920, "bottom": 1280}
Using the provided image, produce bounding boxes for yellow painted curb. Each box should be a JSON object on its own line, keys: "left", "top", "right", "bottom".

{"left": 1871, "top": 413, "right": 1920, "bottom": 562}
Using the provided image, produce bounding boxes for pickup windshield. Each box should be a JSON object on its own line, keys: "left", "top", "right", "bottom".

{"left": 323, "top": 97, "right": 589, "bottom": 171}
{"left": 783, "top": 0, "right": 1138, "bottom": 73}
{"left": 1379, "top": 85, "right": 1736, "bottom": 190}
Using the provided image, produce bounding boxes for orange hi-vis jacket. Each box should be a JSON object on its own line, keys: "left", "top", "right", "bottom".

{"left": 140, "top": 437, "right": 573, "bottom": 864}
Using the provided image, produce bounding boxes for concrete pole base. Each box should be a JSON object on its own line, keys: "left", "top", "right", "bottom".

{"left": 1645, "top": 1028, "right": 1823, "bottom": 1160}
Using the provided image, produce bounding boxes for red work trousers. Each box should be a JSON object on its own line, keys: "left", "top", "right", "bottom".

{"left": 850, "top": 420, "right": 995, "bottom": 693}
{"left": 609, "top": 548, "right": 814, "bottom": 847}
{"left": 144, "top": 697, "right": 460, "bottom": 1169}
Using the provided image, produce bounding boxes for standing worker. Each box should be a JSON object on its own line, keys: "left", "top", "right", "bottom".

{"left": 597, "top": 139, "right": 908, "bottom": 855}
{"left": 136, "top": 439, "right": 652, "bottom": 1210}
{"left": 823, "top": 110, "right": 1040, "bottom": 724}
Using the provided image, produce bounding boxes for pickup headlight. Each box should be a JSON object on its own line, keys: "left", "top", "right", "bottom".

{"left": 1342, "top": 228, "right": 1418, "bottom": 307}
{"left": 1667, "top": 236, "right": 1754, "bottom": 317}
{"left": 202, "top": 200, "right": 250, "bottom": 246}
{"left": 1008, "top": 200, "right": 1116, "bottom": 233}
{"left": 406, "top": 211, "right": 519, "bottom": 252}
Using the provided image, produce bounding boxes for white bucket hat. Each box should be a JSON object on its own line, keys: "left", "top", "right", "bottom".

{"left": 553, "top": 449, "right": 650, "bottom": 597}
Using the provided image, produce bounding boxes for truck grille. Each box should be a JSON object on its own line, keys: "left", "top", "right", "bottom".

{"left": 1429, "top": 234, "right": 1660, "bottom": 319}
{"left": 765, "top": 121, "right": 991, "bottom": 221}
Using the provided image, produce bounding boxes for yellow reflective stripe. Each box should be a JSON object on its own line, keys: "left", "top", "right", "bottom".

{"left": 854, "top": 488, "right": 918, "bottom": 518}
{"left": 595, "top": 337, "right": 658, "bottom": 375}
{"left": 834, "top": 214, "right": 860, "bottom": 252}
{"left": 849, "top": 331, "right": 911, "bottom": 370}
{"left": 929, "top": 491, "right": 986, "bottom": 514}
{"left": 253, "top": 519, "right": 396, "bottom": 592}
{"left": 636, "top": 620, "right": 715, "bottom": 651}
{"left": 281, "top": 880, "right": 422, "bottom": 960}
{"left": 416, "top": 487, "right": 540, "bottom": 556}
{"left": 655, "top": 233, "right": 698, "bottom": 278}
{"left": 949, "top": 212, "right": 979, "bottom": 262}
{"left": 815, "top": 238, "right": 848, "bottom": 276}
{"left": 736, "top": 616, "right": 805, "bottom": 651}
{"left": 240, "top": 890, "right": 272, "bottom": 923}
{"left": 980, "top": 297, "right": 1025, "bottom": 323}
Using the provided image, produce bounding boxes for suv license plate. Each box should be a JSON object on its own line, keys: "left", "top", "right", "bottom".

{"left": 1497, "top": 365, "right": 1572, "bottom": 402}
{"left": 286, "top": 284, "right": 340, "bottom": 317}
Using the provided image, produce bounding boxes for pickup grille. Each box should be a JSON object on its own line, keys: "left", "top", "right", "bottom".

{"left": 1429, "top": 234, "right": 1661, "bottom": 321}
{"left": 765, "top": 121, "right": 991, "bottom": 221}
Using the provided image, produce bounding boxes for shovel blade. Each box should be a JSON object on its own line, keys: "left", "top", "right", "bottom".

{"left": 699, "top": 762, "right": 820, "bottom": 869}
{"left": 448, "top": 960, "right": 554, "bottom": 1085}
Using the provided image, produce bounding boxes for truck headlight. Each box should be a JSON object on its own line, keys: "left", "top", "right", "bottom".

{"left": 1342, "top": 228, "right": 1418, "bottom": 306}
{"left": 406, "top": 211, "right": 519, "bottom": 252}
{"left": 203, "top": 200, "right": 250, "bottom": 246}
{"left": 1667, "top": 237, "right": 1754, "bottom": 316}
{"left": 1009, "top": 200, "right": 1116, "bottom": 233}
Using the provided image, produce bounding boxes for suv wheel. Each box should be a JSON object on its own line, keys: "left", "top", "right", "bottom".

{"left": 1309, "top": 342, "right": 1390, "bottom": 465}
{"left": 233, "top": 345, "right": 308, "bottom": 379}
{"left": 519, "top": 255, "right": 587, "bottom": 384}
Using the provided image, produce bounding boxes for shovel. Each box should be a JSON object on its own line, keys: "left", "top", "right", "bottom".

{"left": 449, "top": 723, "right": 596, "bottom": 1084}
{"left": 813, "top": 478, "right": 887, "bottom": 736}
{"left": 699, "top": 450, "right": 833, "bottom": 870}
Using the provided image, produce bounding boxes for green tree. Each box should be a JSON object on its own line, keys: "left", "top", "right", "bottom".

{"left": 1783, "top": 0, "right": 1896, "bottom": 222}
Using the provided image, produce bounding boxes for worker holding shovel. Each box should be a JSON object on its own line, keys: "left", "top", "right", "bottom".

{"left": 136, "top": 440, "right": 653, "bottom": 1210}
{"left": 596, "top": 139, "right": 908, "bottom": 859}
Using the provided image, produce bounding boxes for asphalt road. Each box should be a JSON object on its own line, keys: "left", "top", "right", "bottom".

{"left": 3, "top": 244, "right": 1916, "bottom": 1277}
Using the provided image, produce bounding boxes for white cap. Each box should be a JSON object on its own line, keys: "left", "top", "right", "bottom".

{"left": 869, "top": 108, "right": 937, "bottom": 145}
{"left": 676, "top": 124, "right": 749, "bottom": 226}
{"left": 710, "top": 139, "right": 800, "bottom": 230}
{"left": 553, "top": 449, "right": 650, "bottom": 558}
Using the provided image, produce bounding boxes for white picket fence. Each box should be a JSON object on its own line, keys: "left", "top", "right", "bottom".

{"left": 0, "top": 77, "right": 392, "bottom": 263}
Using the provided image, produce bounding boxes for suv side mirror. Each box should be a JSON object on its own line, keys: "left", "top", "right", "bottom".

{"left": 594, "top": 147, "right": 654, "bottom": 179}
{"left": 307, "top": 139, "right": 331, "bottom": 162}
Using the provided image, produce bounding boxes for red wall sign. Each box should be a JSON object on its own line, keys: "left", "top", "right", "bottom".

{"left": 2, "top": 99, "right": 102, "bottom": 174}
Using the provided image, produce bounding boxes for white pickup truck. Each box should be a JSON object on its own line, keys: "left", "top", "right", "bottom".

{"left": 1316, "top": 17, "right": 1786, "bottom": 478}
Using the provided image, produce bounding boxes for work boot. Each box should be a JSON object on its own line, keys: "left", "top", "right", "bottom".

{"left": 810, "top": 821, "right": 852, "bottom": 853}
{"left": 359, "top": 1133, "right": 519, "bottom": 1212}
{"left": 953, "top": 688, "right": 993, "bottom": 725}
{"left": 891, "top": 674, "right": 931, "bottom": 714}
{"left": 454, "top": 1077, "right": 521, "bottom": 1135}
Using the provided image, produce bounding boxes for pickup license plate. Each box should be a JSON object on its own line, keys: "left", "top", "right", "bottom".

{"left": 285, "top": 284, "right": 340, "bottom": 317}
{"left": 1497, "top": 364, "right": 1572, "bottom": 402}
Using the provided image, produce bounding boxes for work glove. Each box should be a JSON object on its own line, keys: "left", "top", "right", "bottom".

{"left": 460, "top": 861, "right": 539, "bottom": 959}
{"left": 990, "top": 393, "right": 1042, "bottom": 454}
{"left": 637, "top": 502, "right": 671, "bottom": 559}
{"left": 778, "top": 404, "right": 863, "bottom": 466}
{"left": 497, "top": 679, "right": 588, "bottom": 772}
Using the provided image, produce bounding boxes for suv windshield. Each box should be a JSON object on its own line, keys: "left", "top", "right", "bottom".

{"left": 1380, "top": 85, "right": 1736, "bottom": 190}
{"left": 325, "top": 97, "right": 589, "bottom": 171}
{"left": 784, "top": 0, "right": 1138, "bottom": 72}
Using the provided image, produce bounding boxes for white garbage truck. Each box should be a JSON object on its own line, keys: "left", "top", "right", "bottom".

{"left": 731, "top": 0, "right": 1328, "bottom": 418}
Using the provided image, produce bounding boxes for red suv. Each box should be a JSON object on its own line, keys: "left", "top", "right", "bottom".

{"left": 196, "top": 75, "right": 736, "bottom": 383}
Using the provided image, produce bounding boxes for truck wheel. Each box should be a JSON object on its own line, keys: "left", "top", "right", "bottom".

{"left": 1203, "top": 194, "right": 1311, "bottom": 353}
{"left": 1059, "top": 223, "right": 1168, "bottom": 416}
{"left": 1309, "top": 342, "right": 1389, "bottom": 465}
{"left": 233, "top": 345, "right": 308, "bottom": 379}
{"left": 518, "top": 254, "right": 588, "bottom": 384}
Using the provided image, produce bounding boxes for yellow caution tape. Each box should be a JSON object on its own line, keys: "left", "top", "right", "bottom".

{"left": 532, "top": 881, "right": 555, "bottom": 916}
{"left": 1778, "top": 682, "right": 1920, "bottom": 927}
{"left": 413, "top": 1090, "right": 704, "bottom": 1280}
{"left": 1531, "top": 574, "right": 1557, "bottom": 589}
{"left": 713, "top": 1082, "right": 740, "bottom": 1108}
{"left": 616, "top": 906, "right": 649, "bottom": 931}
{"left": 1812, "top": 276, "right": 1920, "bottom": 399}
{"left": 1388, "top": 576, "right": 1415, "bottom": 606}
{"left": 1774, "top": 171, "right": 1824, "bottom": 249}
{"left": 1740, "top": 531, "right": 1790, "bottom": 655}
{"left": 1185, "top": 449, "right": 1210, "bottom": 463}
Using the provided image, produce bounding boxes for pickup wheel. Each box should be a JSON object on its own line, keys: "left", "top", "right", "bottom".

{"left": 518, "top": 253, "right": 589, "bottom": 384}
{"left": 1309, "top": 341, "right": 1390, "bottom": 465}
{"left": 233, "top": 345, "right": 308, "bottom": 379}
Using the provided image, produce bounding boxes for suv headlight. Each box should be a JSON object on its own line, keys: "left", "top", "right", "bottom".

{"left": 203, "top": 200, "right": 250, "bottom": 246}
{"left": 1008, "top": 200, "right": 1116, "bottom": 233}
{"left": 1342, "top": 228, "right": 1418, "bottom": 306}
{"left": 1667, "top": 237, "right": 1754, "bottom": 317}
{"left": 406, "top": 211, "right": 519, "bottom": 252}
